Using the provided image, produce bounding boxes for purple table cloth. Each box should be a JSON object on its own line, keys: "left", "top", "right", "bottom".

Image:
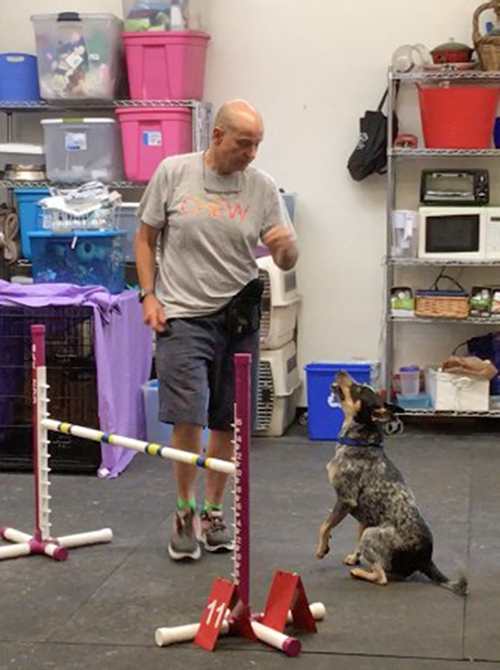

{"left": 0, "top": 281, "right": 153, "bottom": 478}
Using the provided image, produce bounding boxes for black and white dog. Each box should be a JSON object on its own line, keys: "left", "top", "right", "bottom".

{"left": 316, "top": 371, "right": 467, "bottom": 595}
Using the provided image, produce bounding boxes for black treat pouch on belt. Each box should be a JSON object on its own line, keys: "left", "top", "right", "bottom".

{"left": 226, "top": 278, "right": 264, "bottom": 338}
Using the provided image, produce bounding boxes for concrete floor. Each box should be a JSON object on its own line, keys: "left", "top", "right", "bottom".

{"left": 0, "top": 423, "right": 499, "bottom": 670}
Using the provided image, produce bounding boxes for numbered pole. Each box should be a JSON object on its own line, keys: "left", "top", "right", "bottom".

{"left": 233, "top": 353, "right": 251, "bottom": 607}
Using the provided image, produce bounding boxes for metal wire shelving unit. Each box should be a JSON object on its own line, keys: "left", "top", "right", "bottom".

{"left": 384, "top": 67, "right": 500, "bottom": 418}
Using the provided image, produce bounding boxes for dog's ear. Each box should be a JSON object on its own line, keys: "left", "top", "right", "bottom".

{"left": 371, "top": 402, "right": 404, "bottom": 423}
{"left": 384, "top": 402, "right": 405, "bottom": 414}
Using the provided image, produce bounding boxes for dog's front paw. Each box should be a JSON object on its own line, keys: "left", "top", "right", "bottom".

{"left": 343, "top": 552, "right": 360, "bottom": 566}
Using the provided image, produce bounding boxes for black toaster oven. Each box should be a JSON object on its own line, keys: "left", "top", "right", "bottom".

{"left": 420, "top": 169, "right": 489, "bottom": 206}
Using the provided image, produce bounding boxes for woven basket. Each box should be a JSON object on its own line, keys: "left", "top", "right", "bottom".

{"left": 473, "top": 1, "right": 500, "bottom": 70}
{"left": 415, "top": 275, "right": 469, "bottom": 319}
{"left": 415, "top": 292, "right": 470, "bottom": 319}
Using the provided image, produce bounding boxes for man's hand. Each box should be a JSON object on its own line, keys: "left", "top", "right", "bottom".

{"left": 262, "top": 225, "right": 298, "bottom": 270}
{"left": 142, "top": 294, "right": 166, "bottom": 333}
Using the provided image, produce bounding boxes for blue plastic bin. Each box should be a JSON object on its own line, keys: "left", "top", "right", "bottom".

{"left": 305, "top": 362, "right": 373, "bottom": 440}
{"left": 14, "top": 188, "right": 50, "bottom": 259}
{"left": 142, "top": 380, "right": 210, "bottom": 446}
{"left": 0, "top": 53, "right": 41, "bottom": 101}
{"left": 395, "top": 393, "right": 432, "bottom": 410}
{"left": 28, "top": 230, "right": 126, "bottom": 293}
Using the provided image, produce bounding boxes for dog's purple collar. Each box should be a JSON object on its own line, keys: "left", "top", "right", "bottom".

{"left": 337, "top": 436, "right": 383, "bottom": 448}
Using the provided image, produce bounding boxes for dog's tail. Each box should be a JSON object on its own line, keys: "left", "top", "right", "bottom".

{"left": 421, "top": 561, "right": 468, "bottom": 596}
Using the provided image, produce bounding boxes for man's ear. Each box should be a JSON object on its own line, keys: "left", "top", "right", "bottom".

{"left": 212, "top": 126, "right": 225, "bottom": 145}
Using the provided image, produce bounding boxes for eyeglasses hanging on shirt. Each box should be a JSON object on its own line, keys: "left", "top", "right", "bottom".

{"left": 202, "top": 154, "right": 243, "bottom": 196}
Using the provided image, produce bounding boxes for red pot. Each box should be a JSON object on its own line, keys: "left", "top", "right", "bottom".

{"left": 431, "top": 38, "right": 473, "bottom": 64}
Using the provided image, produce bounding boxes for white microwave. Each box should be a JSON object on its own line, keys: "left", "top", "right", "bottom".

{"left": 418, "top": 206, "right": 500, "bottom": 260}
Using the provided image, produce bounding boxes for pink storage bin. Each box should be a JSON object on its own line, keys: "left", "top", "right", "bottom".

{"left": 116, "top": 107, "right": 192, "bottom": 181}
{"left": 121, "top": 30, "right": 210, "bottom": 100}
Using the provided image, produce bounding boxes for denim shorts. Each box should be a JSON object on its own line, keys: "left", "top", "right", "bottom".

{"left": 155, "top": 310, "right": 259, "bottom": 431}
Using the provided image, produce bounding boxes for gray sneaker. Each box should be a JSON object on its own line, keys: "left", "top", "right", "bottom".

{"left": 168, "top": 509, "right": 201, "bottom": 561}
{"left": 200, "top": 510, "right": 234, "bottom": 553}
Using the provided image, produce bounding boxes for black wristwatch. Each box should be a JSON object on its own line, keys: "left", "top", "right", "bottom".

{"left": 138, "top": 288, "right": 155, "bottom": 303}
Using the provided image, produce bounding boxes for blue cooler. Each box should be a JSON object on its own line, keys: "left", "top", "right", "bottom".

{"left": 14, "top": 188, "right": 50, "bottom": 259}
{"left": 305, "top": 362, "right": 373, "bottom": 440}
{"left": 0, "top": 53, "right": 41, "bottom": 101}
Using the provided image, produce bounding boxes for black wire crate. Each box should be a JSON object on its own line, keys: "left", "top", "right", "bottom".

{"left": 0, "top": 305, "right": 101, "bottom": 474}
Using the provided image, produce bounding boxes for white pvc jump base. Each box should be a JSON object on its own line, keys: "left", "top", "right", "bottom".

{"left": 0, "top": 324, "right": 325, "bottom": 657}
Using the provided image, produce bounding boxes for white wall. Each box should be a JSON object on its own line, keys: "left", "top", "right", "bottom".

{"left": 0, "top": 0, "right": 486, "bottom": 401}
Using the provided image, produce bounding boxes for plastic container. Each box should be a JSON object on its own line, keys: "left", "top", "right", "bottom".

{"left": 396, "top": 393, "right": 432, "bottom": 410}
{"left": 425, "top": 368, "right": 489, "bottom": 411}
{"left": 255, "top": 341, "right": 302, "bottom": 436}
{"left": 41, "top": 118, "right": 123, "bottom": 183}
{"left": 305, "top": 362, "right": 374, "bottom": 440}
{"left": 418, "top": 85, "right": 500, "bottom": 149}
{"left": 40, "top": 203, "right": 119, "bottom": 233}
{"left": 31, "top": 13, "right": 123, "bottom": 100}
{"left": 398, "top": 365, "right": 420, "bottom": 396}
{"left": 123, "top": 1, "right": 194, "bottom": 31}
{"left": 0, "top": 143, "right": 44, "bottom": 167}
{"left": 121, "top": 31, "right": 209, "bottom": 100}
{"left": 14, "top": 187, "right": 50, "bottom": 259}
{"left": 142, "top": 379, "right": 209, "bottom": 445}
{"left": 280, "top": 191, "right": 296, "bottom": 222}
{"left": 0, "top": 54, "right": 41, "bottom": 102}
{"left": 391, "top": 210, "right": 418, "bottom": 258}
{"left": 116, "top": 202, "right": 140, "bottom": 261}
{"left": 116, "top": 107, "right": 192, "bottom": 181}
{"left": 28, "top": 230, "right": 126, "bottom": 293}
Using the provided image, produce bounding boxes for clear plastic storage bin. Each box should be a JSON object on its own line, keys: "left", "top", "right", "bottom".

{"left": 41, "top": 118, "right": 123, "bottom": 183}
{"left": 28, "top": 230, "right": 127, "bottom": 294}
{"left": 122, "top": 1, "right": 204, "bottom": 32}
{"left": 31, "top": 13, "right": 123, "bottom": 100}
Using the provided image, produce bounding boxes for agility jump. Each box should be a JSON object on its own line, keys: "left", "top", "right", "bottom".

{"left": 0, "top": 324, "right": 325, "bottom": 656}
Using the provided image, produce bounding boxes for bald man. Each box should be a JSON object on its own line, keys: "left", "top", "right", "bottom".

{"left": 136, "top": 99, "right": 298, "bottom": 561}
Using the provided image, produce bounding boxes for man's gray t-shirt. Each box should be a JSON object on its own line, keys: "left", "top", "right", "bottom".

{"left": 137, "top": 151, "right": 296, "bottom": 320}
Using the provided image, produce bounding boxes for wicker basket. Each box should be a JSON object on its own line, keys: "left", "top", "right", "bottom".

{"left": 415, "top": 275, "right": 469, "bottom": 319}
{"left": 415, "top": 292, "right": 470, "bottom": 319}
{"left": 473, "top": 1, "right": 500, "bottom": 70}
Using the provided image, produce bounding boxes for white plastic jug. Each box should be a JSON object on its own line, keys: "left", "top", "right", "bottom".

{"left": 392, "top": 210, "right": 418, "bottom": 258}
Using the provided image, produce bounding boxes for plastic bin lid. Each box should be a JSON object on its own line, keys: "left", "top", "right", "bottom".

{"left": 0, "top": 142, "right": 44, "bottom": 154}
{"left": 14, "top": 187, "right": 50, "bottom": 194}
{"left": 305, "top": 360, "right": 374, "bottom": 370}
{"left": 28, "top": 230, "right": 127, "bottom": 238}
{"left": 31, "top": 13, "right": 121, "bottom": 22}
{"left": 41, "top": 118, "right": 117, "bottom": 125}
